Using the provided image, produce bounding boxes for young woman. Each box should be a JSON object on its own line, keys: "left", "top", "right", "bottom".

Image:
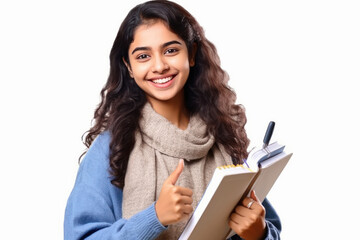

{"left": 64, "top": 1, "right": 282, "bottom": 239}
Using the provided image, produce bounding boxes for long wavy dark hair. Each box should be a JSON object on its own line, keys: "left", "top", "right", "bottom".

{"left": 81, "top": 0, "right": 250, "bottom": 189}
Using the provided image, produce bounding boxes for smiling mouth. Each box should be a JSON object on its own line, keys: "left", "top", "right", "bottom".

{"left": 150, "top": 76, "right": 173, "bottom": 84}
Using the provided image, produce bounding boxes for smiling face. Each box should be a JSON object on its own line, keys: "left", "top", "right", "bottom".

{"left": 125, "top": 20, "right": 195, "bottom": 106}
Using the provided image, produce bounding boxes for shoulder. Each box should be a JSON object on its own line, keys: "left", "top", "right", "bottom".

{"left": 76, "top": 131, "right": 112, "bottom": 185}
{"left": 87, "top": 131, "right": 111, "bottom": 157}
{"left": 84, "top": 131, "right": 111, "bottom": 164}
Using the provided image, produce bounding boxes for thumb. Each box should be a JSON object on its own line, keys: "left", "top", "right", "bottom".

{"left": 251, "top": 190, "right": 261, "bottom": 203}
{"left": 167, "top": 159, "right": 184, "bottom": 185}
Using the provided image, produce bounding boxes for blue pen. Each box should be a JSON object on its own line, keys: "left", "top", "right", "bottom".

{"left": 243, "top": 158, "right": 250, "bottom": 168}
{"left": 263, "top": 121, "right": 275, "bottom": 149}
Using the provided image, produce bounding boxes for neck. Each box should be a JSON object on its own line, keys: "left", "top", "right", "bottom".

{"left": 147, "top": 92, "right": 189, "bottom": 130}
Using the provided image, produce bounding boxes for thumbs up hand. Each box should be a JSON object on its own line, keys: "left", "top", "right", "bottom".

{"left": 155, "top": 159, "right": 193, "bottom": 226}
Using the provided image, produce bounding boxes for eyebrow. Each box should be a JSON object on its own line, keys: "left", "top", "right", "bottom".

{"left": 131, "top": 40, "right": 182, "bottom": 55}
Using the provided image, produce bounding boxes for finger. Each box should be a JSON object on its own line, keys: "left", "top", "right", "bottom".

{"left": 229, "top": 219, "right": 241, "bottom": 233}
{"left": 250, "top": 190, "right": 261, "bottom": 203}
{"left": 234, "top": 203, "right": 251, "bottom": 217}
{"left": 242, "top": 197, "right": 256, "bottom": 210}
{"left": 229, "top": 211, "right": 244, "bottom": 225}
{"left": 182, "top": 204, "right": 194, "bottom": 214}
{"left": 167, "top": 159, "right": 184, "bottom": 185}
{"left": 250, "top": 190, "right": 266, "bottom": 216}
{"left": 174, "top": 186, "right": 193, "bottom": 197}
{"left": 180, "top": 195, "right": 193, "bottom": 205}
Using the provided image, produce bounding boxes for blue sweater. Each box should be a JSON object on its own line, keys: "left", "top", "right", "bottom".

{"left": 64, "top": 132, "right": 281, "bottom": 239}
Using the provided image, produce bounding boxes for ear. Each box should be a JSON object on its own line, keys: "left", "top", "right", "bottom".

{"left": 122, "top": 57, "right": 134, "bottom": 78}
{"left": 189, "top": 43, "right": 197, "bottom": 67}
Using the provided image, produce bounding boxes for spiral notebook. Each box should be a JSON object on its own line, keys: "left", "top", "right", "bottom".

{"left": 179, "top": 142, "right": 292, "bottom": 240}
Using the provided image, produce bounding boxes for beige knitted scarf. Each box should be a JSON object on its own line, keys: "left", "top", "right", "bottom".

{"left": 122, "top": 103, "right": 233, "bottom": 239}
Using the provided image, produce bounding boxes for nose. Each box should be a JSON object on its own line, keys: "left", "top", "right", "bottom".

{"left": 151, "top": 54, "right": 169, "bottom": 74}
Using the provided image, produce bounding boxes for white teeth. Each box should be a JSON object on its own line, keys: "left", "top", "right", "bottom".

{"left": 152, "top": 76, "right": 172, "bottom": 84}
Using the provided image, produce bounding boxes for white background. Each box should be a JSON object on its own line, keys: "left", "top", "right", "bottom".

{"left": 1, "top": 0, "right": 359, "bottom": 239}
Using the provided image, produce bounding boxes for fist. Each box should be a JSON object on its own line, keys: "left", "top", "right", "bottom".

{"left": 229, "top": 190, "right": 266, "bottom": 240}
{"left": 155, "top": 159, "right": 193, "bottom": 226}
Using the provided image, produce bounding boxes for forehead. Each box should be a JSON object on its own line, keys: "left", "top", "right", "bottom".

{"left": 130, "top": 21, "right": 184, "bottom": 49}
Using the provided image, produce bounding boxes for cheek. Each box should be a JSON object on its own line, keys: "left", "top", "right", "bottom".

{"left": 168, "top": 56, "right": 191, "bottom": 74}
{"left": 131, "top": 63, "right": 149, "bottom": 81}
{"left": 180, "top": 62, "right": 191, "bottom": 80}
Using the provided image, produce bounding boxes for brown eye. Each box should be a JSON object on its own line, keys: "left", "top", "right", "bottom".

{"left": 165, "top": 48, "right": 178, "bottom": 55}
{"left": 137, "top": 54, "right": 149, "bottom": 60}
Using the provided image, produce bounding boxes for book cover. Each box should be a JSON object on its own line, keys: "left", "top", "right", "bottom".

{"left": 179, "top": 142, "right": 292, "bottom": 240}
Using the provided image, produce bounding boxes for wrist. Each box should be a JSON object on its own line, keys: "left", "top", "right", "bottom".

{"left": 155, "top": 201, "right": 167, "bottom": 227}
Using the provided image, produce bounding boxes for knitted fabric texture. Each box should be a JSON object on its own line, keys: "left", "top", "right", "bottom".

{"left": 122, "top": 103, "right": 233, "bottom": 239}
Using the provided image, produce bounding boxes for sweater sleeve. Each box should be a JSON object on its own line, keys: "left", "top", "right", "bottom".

{"left": 262, "top": 198, "right": 282, "bottom": 240}
{"left": 64, "top": 132, "right": 166, "bottom": 240}
{"left": 228, "top": 198, "right": 281, "bottom": 240}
